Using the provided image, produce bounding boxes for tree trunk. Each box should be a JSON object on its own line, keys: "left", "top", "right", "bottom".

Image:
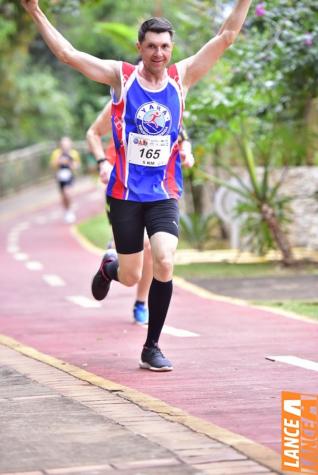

{"left": 261, "top": 203, "right": 294, "bottom": 266}
{"left": 189, "top": 177, "right": 205, "bottom": 215}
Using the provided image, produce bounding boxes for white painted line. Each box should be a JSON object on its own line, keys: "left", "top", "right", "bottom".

{"left": 8, "top": 240, "right": 19, "bottom": 248}
{"left": 14, "top": 253, "right": 29, "bottom": 261}
{"left": 49, "top": 211, "right": 61, "bottom": 220}
{"left": 266, "top": 355, "right": 318, "bottom": 372}
{"left": 15, "top": 222, "right": 30, "bottom": 231}
{"left": 8, "top": 235, "right": 18, "bottom": 242}
{"left": 7, "top": 237, "right": 19, "bottom": 246}
{"left": 162, "top": 326, "right": 199, "bottom": 337}
{"left": 7, "top": 245, "right": 20, "bottom": 254}
{"left": 67, "top": 296, "right": 102, "bottom": 309}
{"left": 141, "top": 325, "right": 199, "bottom": 337}
{"left": 25, "top": 261, "right": 43, "bottom": 271}
{"left": 43, "top": 274, "right": 65, "bottom": 287}
{"left": 8, "top": 233, "right": 19, "bottom": 242}
{"left": 34, "top": 216, "right": 48, "bottom": 224}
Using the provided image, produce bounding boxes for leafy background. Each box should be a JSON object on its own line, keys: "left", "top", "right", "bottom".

{"left": 2, "top": 1, "right": 317, "bottom": 161}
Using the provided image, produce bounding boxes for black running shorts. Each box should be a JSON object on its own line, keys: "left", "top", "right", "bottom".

{"left": 58, "top": 177, "right": 74, "bottom": 190}
{"left": 107, "top": 197, "right": 179, "bottom": 254}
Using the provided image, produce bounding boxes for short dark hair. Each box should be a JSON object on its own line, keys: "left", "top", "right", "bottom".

{"left": 138, "top": 17, "right": 174, "bottom": 43}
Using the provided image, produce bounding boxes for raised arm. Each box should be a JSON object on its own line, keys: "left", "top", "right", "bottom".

{"left": 21, "top": 0, "right": 120, "bottom": 89}
{"left": 178, "top": 0, "right": 252, "bottom": 90}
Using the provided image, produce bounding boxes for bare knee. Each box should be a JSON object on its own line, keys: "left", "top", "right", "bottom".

{"left": 153, "top": 254, "right": 174, "bottom": 281}
{"left": 119, "top": 268, "right": 142, "bottom": 287}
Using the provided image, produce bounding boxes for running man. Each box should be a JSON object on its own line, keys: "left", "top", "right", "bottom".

{"left": 21, "top": 0, "right": 252, "bottom": 371}
{"left": 50, "top": 136, "right": 80, "bottom": 223}
{"left": 86, "top": 100, "right": 195, "bottom": 325}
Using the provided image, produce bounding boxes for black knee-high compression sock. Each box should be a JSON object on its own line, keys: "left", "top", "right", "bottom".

{"left": 145, "top": 278, "right": 173, "bottom": 347}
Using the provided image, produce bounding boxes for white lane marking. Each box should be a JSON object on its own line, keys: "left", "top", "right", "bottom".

{"left": 15, "top": 222, "right": 30, "bottom": 231}
{"left": 141, "top": 325, "right": 199, "bottom": 337}
{"left": 161, "top": 326, "right": 199, "bottom": 337}
{"left": 67, "top": 296, "right": 102, "bottom": 309}
{"left": 43, "top": 274, "right": 65, "bottom": 287}
{"left": 34, "top": 216, "right": 48, "bottom": 224}
{"left": 266, "top": 355, "right": 318, "bottom": 372}
{"left": 14, "top": 253, "right": 29, "bottom": 261}
{"left": 7, "top": 236, "right": 18, "bottom": 242}
{"left": 7, "top": 236, "right": 19, "bottom": 245}
{"left": 25, "top": 261, "right": 43, "bottom": 271}
{"left": 8, "top": 233, "right": 19, "bottom": 242}
{"left": 7, "top": 245, "right": 20, "bottom": 254}
{"left": 49, "top": 211, "right": 61, "bottom": 220}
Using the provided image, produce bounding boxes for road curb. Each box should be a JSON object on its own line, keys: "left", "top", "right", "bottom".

{"left": 173, "top": 276, "right": 318, "bottom": 325}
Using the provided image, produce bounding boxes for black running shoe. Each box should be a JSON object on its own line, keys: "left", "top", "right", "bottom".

{"left": 139, "top": 344, "right": 173, "bottom": 372}
{"left": 91, "top": 250, "right": 117, "bottom": 301}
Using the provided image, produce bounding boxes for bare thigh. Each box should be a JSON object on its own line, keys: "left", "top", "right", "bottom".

{"left": 117, "top": 251, "right": 144, "bottom": 287}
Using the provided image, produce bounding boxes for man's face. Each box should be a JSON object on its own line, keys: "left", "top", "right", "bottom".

{"left": 137, "top": 31, "right": 173, "bottom": 74}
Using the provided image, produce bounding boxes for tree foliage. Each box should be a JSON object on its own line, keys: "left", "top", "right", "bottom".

{"left": 2, "top": 0, "right": 318, "bottom": 161}
{"left": 186, "top": 1, "right": 318, "bottom": 165}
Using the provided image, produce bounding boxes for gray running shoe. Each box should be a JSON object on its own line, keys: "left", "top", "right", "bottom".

{"left": 139, "top": 344, "right": 173, "bottom": 372}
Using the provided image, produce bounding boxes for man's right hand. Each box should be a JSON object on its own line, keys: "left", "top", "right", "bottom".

{"left": 21, "top": 0, "right": 39, "bottom": 13}
{"left": 99, "top": 161, "right": 113, "bottom": 185}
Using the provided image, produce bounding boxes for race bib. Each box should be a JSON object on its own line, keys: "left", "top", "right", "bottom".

{"left": 56, "top": 168, "right": 72, "bottom": 182}
{"left": 127, "top": 132, "right": 171, "bottom": 167}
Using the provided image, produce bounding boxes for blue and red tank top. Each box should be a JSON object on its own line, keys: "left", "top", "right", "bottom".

{"left": 107, "top": 62, "right": 185, "bottom": 202}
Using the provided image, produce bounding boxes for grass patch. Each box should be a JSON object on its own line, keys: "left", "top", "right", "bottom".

{"left": 254, "top": 301, "right": 318, "bottom": 319}
{"left": 77, "top": 212, "right": 112, "bottom": 249}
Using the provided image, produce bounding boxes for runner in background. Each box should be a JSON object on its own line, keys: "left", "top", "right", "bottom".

{"left": 86, "top": 100, "right": 195, "bottom": 325}
{"left": 50, "top": 137, "right": 81, "bottom": 224}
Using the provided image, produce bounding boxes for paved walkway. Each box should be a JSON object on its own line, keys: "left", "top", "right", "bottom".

{"left": 1, "top": 179, "right": 317, "bottom": 474}
{"left": 1, "top": 343, "right": 280, "bottom": 475}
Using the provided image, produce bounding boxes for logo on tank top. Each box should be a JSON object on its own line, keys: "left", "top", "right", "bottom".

{"left": 135, "top": 102, "right": 172, "bottom": 135}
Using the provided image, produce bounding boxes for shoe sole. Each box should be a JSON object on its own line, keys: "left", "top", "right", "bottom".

{"left": 133, "top": 320, "right": 149, "bottom": 326}
{"left": 139, "top": 361, "right": 173, "bottom": 372}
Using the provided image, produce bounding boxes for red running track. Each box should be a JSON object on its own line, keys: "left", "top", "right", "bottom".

{"left": 1, "top": 181, "right": 317, "bottom": 454}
